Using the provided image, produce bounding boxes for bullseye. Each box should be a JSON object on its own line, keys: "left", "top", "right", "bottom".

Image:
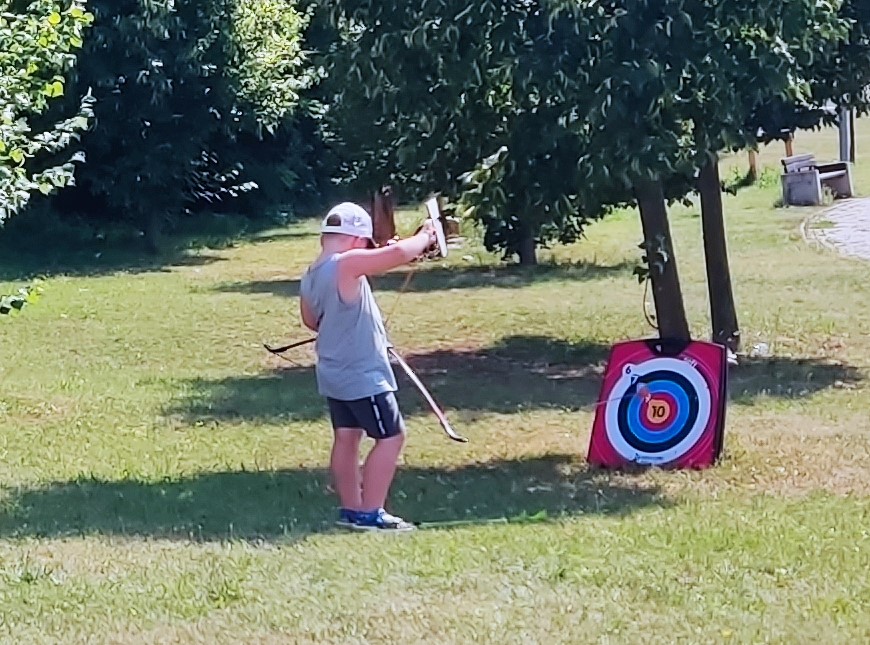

{"left": 643, "top": 393, "right": 675, "bottom": 429}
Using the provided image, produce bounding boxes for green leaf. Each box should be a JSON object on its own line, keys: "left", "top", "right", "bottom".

{"left": 48, "top": 12, "right": 62, "bottom": 26}
{"left": 70, "top": 7, "right": 85, "bottom": 18}
{"left": 9, "top": 149, "right": 25, "bottom": 164}
{"left": 42, "top": 81, "right": 64, "bottom": 98}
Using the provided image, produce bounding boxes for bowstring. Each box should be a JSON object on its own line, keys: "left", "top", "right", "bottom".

{"left": 384, "top": 266, "right": 417, "bottom": 327}
{"left": 383, "top": 212, "right": 444, "bottom": 326}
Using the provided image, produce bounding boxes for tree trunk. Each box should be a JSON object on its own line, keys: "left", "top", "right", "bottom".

{"left": 697, "top": 157, "right": 741, "bottom": 353}
{"left": 634, "top": 179, "right": 690, "bottom": 342}
{"left": 144, "top": 211, "right": 163, "bottom": 255}
{"left": 517, "top": 225, "right": 537, "bottom": 265}
{"left": 747, "top": 149, "right": 758, "bottom": 184}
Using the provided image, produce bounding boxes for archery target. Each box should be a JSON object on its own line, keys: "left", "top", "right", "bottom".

{"left": 587, "top": 339, "right": 727, "bottom": 469}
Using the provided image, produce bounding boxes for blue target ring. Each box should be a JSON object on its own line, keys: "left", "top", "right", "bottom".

{"left": 617, "top": 370, "right": 700, "bottom": 453}
{"left": 625, "top": 379, "right": 690, "bottom": 444}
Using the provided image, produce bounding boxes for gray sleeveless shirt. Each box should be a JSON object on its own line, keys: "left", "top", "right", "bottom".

{"left": 299, "top": 253, "right": 397, "bottom": 400}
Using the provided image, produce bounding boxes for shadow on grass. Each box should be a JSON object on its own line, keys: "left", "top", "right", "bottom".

{"left": 163, "top": 336, "right": 614, "bottom": 424}
{"left": 164, "top": 336, "right": 866, "bottom": 428}
{"left": 0, "top": 248, "right": 232, "bottom": 282}
{"left": 0, "top": 454, "right": 668, "bottom": 541}
{"left": 0, "top": 213, "right": 305, "bottom": 281}
{"left": 728, "top": 355, "right": 863, "bottom": 404}
{"left": 214, "top": 260, "right": 637, "bottom": 299}
{"left": 245, "top": 230, "right": 319, "bottom": 244}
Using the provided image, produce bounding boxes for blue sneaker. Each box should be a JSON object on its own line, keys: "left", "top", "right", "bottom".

{"left": 335, "top": 508, "right": 360, "bottom": 529}
{"left": 352, "top": 508, "right": 415, "bottom": 532}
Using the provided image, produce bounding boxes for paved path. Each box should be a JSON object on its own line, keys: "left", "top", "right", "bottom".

{"left": 803, "top": 198, "right": 870, "bottom": 260}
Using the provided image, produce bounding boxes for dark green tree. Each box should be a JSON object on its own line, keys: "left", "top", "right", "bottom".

{"left": 752, "top": 0, "right": 870, "bottom": 143}
{"left": 48, "top": 0, "right": 318, "bottom": 250}
{"left": 315, "top": 0, "right": 846, "bottom": 342}
{"left": 0, "top": 1, "right": 94, "bottom": 224}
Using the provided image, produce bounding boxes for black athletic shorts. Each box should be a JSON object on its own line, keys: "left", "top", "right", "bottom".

{"left": 327, "top": 391, "right": 405, "bottom": 439}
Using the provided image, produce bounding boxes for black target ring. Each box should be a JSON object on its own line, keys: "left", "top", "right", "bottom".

{"left": 616, "top": 370, "right": 700, "bottom": 453}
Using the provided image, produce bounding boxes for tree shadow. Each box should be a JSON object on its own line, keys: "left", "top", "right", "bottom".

{"left": 214, "top": 260, "right": 637, "bottom": 299}
{"left": 245, "top": 230, "right": 319, "bottom": 244}
{"left": 0, "top": 212, "right": 288, "bottom": 281}
{"left": 728, "top": 355, "right": 863, "bottom": 404}
{"left": 163, "top": 336, "right": 614, "bottom": 424}
{"left": 0, "top": 248, "right": 229, "bottom": 282}
{"left": 0, "top": 455, "right": 668, "bottom": 542}
{"left": 164, "top": 336, "right": 866, "bottom": 429}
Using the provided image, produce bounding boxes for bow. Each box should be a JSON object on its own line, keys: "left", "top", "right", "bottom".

{"left": 265, "top": 196, "right": 464, "bottom": 442}
{"left": 264, "top": 337, "right": 315, "bottom": 355}
{"left": 388, "top": 346, "right": 467, "bottom": 442}
{"left": 266, "top": 339, "right": 465, "bottom": 443}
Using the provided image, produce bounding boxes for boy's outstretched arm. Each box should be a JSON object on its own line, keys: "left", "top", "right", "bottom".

{"left": 340, "top": 222, "right": 437, "bottom": 281}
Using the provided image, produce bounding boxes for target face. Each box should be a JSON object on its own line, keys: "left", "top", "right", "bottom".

{"left": 587, "top": 339, "right": 727, "bottom": 469}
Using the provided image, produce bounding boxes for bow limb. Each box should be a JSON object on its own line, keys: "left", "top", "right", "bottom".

{"left": 264, "top": 337, "right": 316, "bottom": 354}
{"left": 388, "top": 347, "right": 467, "bottom": 443}
{"left": 264, "top": 337, "right": 315, "bottom": 368}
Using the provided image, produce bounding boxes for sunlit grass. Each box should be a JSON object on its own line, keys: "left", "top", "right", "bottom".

{"left": 0, "top": 121, "right": 869, "bottom": 642}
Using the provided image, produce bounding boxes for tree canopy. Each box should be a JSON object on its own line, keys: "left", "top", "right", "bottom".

{"left": 45, "top": 0, "right": 320, "bottom": 248}
{"left": 0, "top": 0, "right": 94, "bottom": 224}
{"left": 315, "top": 0, "right": 853, "bottom": 264}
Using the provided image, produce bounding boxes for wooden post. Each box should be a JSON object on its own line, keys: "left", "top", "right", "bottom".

{"left": 634, "top": 179, "right": 691, "bottom": 342}
{"left": 747, "top": 149, "right": 758, "bottom": 183}
{"left": 784, "top": 133, "right": 794, "bottom": 157}
{"left": 839, "top": 107, "right": 856, "bottom": 163}
{"left": 839, "top": 107, "right": 851, "bottom": 162}
{"left": 850, "top": 108, "right": 856, "bottom": 163}
{"left": 371, "top": 185, "right": 397, "bottom": 247}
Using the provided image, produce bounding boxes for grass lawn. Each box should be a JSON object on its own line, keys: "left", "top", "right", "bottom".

{"left": 1, "top": 122, "right": 870, "bottom": 643}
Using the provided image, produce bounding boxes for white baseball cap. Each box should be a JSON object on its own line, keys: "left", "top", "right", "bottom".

{"left": 321, "top": 202, "right": 374, "bottom": 246}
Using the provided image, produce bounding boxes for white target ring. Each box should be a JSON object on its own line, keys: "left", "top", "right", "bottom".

{"left": 604, "top": 357, "right": 712, "bottom": 465}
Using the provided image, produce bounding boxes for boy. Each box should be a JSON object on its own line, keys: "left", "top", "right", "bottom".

{"left": 299, "top": 201, "right": 438, "bottom": 532}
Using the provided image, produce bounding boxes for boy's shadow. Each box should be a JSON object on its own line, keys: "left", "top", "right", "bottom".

{"left": 0, "top": 455, "right": 667, "bottom": 541}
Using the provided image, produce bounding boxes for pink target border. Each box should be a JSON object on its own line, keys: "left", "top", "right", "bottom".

{"left": 587, "top": 338, "right": 728, "bottom": 469}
